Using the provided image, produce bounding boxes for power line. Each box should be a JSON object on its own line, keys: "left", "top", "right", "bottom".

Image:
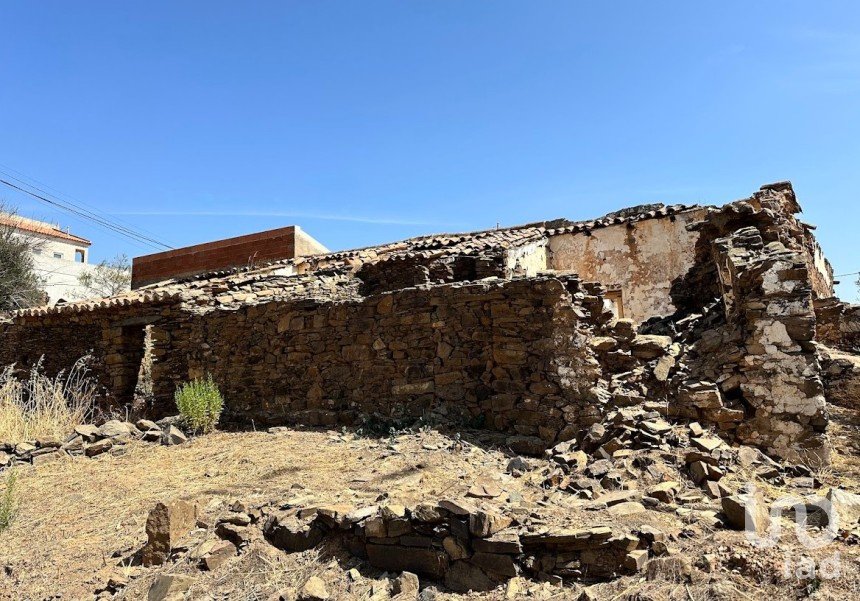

{"left": 835, "top": 271, "right": 859, "bottom": 277}
{"left": 0, "top": 176, "right": 173, "bottom": 251}
{"left": 0, "top": 173, "right": 171, "bottom": 250}
{"left": 0, "top": 162, "right": 176, "bottom": 249}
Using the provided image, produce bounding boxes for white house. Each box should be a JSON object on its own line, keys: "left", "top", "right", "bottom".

{"left": 0, "top": 213, "right": 98, "bottom": 304}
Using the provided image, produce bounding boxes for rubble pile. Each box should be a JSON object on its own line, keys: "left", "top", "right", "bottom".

{"left": 0, "top": 417, "right": 188, "bottom": 469}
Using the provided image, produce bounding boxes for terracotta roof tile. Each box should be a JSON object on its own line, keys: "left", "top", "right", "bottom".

{"left": 0, "top": 214, "right": 91, "bottom": 246}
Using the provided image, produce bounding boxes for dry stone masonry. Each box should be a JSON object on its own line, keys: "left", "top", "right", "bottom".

{"left": 1, "top": 182, "right": 857, "bottom": 466}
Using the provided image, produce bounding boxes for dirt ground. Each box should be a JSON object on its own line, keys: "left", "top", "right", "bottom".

{"left": 1, "top": 410, "right": 859, "bottom": 601}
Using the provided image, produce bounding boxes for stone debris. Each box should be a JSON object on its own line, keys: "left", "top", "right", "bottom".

{"left": 0, "top": 415, "right": 190, "bottom": 470}
{"left": 826, "top": 488, "right": 860, "bottom": 531}
{"left": 299, "top": 576, "right": 329, "bottom": 601}
{"left": 147, "top": 574, "right": 196, "bottom": 601}
{"left": 721, "top": 492, "right": 771, "bottom": 535}
{"left": 142, "top": 500, "right": 200, "bottom": 566}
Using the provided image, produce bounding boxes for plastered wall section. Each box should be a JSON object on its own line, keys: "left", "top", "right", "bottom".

{"left": 547, "top": 208, "right": 708, "bottom": 322}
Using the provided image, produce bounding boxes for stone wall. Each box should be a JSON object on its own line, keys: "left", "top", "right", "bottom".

{"left": 815, "top": 297, "right": 860, "bottom": 353}
{"left": 701, "top": 227, "right": 828, "bottom": 464}
{"left": 0, "top": 181, "right": 843, "bottom": 465}
{"left": 149, "top": 276, "right": 607, "bottom": 444}
{"left": 261, "top": 498, "right": 654, "bottom": 592}
{"left": 0, "top": 303, "right": 169, "bottom": 405}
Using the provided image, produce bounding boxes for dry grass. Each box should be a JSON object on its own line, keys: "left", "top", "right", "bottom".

{"left": 0, "top": 428, "right": 525, "bottom": 599}
{"left": 2, "top": 413, "right": 859, "bottom": 600}
{"left": 0, "top": 357, "right": 96, "bottom": 443}
{"left": 0, "top": 470, "right": 16, "bottom": 532}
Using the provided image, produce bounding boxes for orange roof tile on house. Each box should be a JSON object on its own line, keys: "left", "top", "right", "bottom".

{"left": 0, "top": 213, "right": 91, "bottom": 246}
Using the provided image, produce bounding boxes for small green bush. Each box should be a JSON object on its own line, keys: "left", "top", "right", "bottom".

{"left": 174, "top": 376, "right": 223, "bottom": 434}
{"left": 0, "top": 470, "right": 17, "bottom": 533}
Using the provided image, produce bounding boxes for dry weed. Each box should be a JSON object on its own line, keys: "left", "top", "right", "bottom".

{"left": 0, "top": 356, "right": 96, "bottom": 443}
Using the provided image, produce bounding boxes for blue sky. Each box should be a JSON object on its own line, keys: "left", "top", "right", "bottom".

{"left": 1, "top": 1, "right": 858, "bottom": 298}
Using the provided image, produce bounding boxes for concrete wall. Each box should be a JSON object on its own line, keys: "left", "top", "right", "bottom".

{"left": 547, "top": 208, "right": 708, "bottom": 322}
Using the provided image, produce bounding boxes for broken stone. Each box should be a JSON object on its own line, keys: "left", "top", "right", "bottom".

{"left": 147, "top": 575, "right": 196, "bottom": 601}
{"left": 85, "top": 438, "right": 113, "bottom": 457}
{"left": 143, "top": 429, "right": 162, "bottom": 442}
{"left": 826, "top": 488, "right": 860, "bottom": 528}
{"left": 142, "top": 499, "right": 199, "bottom": 566}
{"left": 392, "top": 571, "right": 419, "bottom": 598}
{"left": 637, "top": 525, "right": 665, "bottom": 543}
{"left": 466, "top": 479, "right": 503, "bottom": 499}
{"left": 299, "top": 576, "right": 329, "bottom": 601}
{"left": 136, "top": 419, "right": 159, "bottom": 431}
{"left": 203, "top": 540, "right": 237, "bottom": 571}
{"left": 593, "top": 490, "right": 641, "bottom": 509}
{"left": 703, "top": 480, "right": 730, "bottom": 499}
{"left": 471, "top": 530, "right": 522, "bottom": 554}
{"left": 690, "top": 436, "right": 725, "bottom": 453}
{"left": 608, "top": 501, "right": 646, "bottom": 516}
{"left": 161, "top": 425, "right": 187, "bottom": 446}
{"left": 645, "top": 556, "right": 692, "bottom": 582}
{"left": 98, "top": 419, "right": 132, "bottom": 438}
{"left": 624, "top": 549, "right": 649, "bottom": 572}
{"left": 648, "top": 481, "right": 680, "bottom": 504}
{"left": 679, "top": 381, "right": 723, "bottom": 410}
{"left": 504, "top": 576, "right": 526, "bottom": 599}
{"left": 468, "top": 509, "right": 512, "bottom": 538}
{"left": 411, "top": 503, "right": 443, "bottom": 523}
{"left": 631, "top": 335, "right": 672, "bottom": 359}
{"left": 722, "top": 493, "right": 771, "bottom": 535}
{"left": 74, "top": 424, "right": 100, "bottom": 441}
{"left": 587, "top": 459, "right": 612, "bottom": 478}
{"left": 438, "top": 498, "right": 476, "bottom": 517}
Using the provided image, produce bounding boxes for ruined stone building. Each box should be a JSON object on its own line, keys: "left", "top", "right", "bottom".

{"left": 1, "top": 182, "right": 858, "bottom": 466}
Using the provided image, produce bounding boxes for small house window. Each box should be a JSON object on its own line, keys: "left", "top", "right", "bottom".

{"left": 75, "top": 249, "right": 85, "bottom": 263}
{"left": 33, "top": 248, "right": 42, "bottom": 255}
{"left": 605, "top": 288, "right": 624, "bottom": 319}
{"left": 53, "top": 252, "right": 63, "bottom": 259}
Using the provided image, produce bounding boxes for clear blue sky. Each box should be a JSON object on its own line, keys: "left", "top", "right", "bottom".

{"left": 1, "top": 2, "right": 858, "bottom": 298}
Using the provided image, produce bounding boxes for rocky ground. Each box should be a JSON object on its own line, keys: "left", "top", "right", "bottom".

{"left": 1, "top": 407, "right": 859, "bottom": 601}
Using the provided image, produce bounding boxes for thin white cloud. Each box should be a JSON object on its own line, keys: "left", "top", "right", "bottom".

{"left": 110, "top": 210, "right": 454, "bottom": 227}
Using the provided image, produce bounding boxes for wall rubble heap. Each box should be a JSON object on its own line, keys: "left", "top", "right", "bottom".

{"left": 1, "top": 181, "right": 855, "bottom": 466}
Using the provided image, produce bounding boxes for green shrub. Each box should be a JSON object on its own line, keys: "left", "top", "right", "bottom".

{"left": 174, "top": 376, "right": 223, "bottom": 434}
{"left": 0, "top": 470, "right": 17, "bottom": 533}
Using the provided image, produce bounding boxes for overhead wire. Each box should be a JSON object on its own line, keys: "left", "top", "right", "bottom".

{"left": 0, "top": 162, "right": 175, "bottom": 249}
{"left": 0, "top": 171, "right": 173, "bottom": 251}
